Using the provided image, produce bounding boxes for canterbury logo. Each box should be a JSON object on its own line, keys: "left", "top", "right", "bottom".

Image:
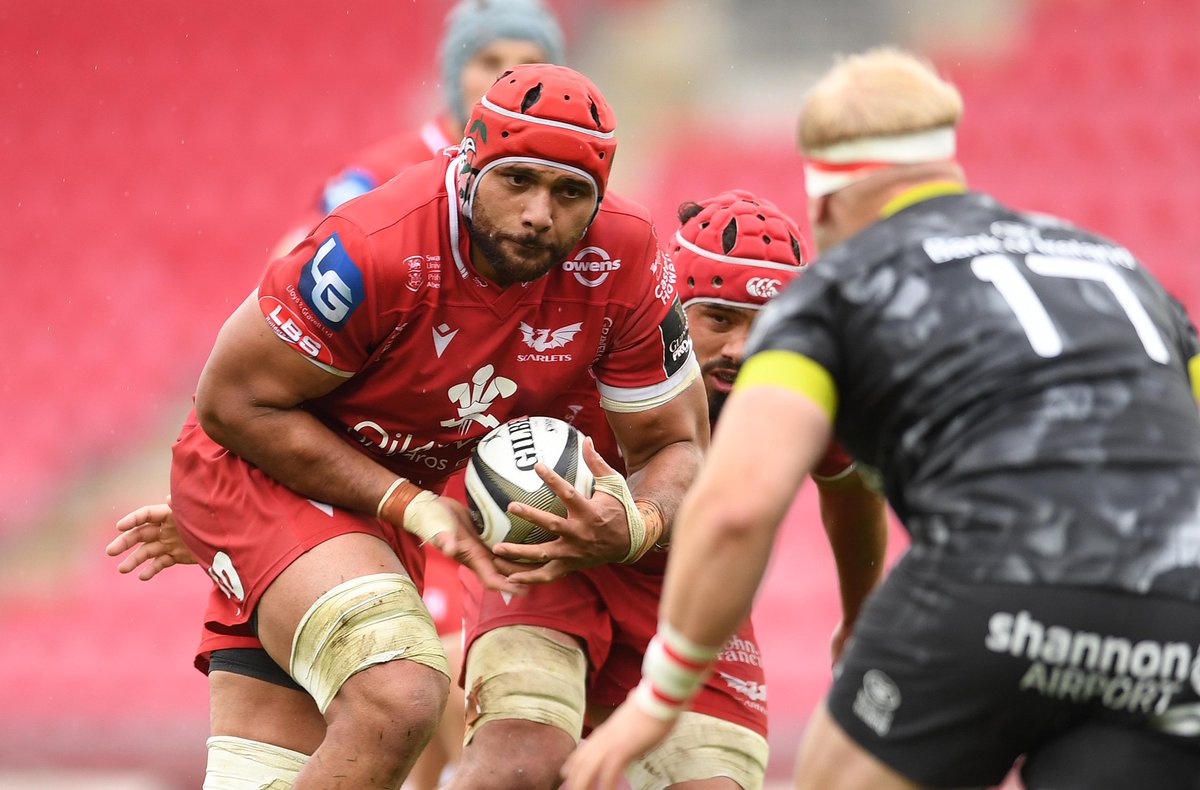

{"left": 745, "top": 277, "right": 783, "bottom": 299}
{"left": 519, "top": 321, "right": 583, "bottom": 352}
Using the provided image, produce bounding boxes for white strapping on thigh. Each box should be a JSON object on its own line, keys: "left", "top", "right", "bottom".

{"left": 627, "top": 711, "right": 769, "bottom": 790}
{"left": 463, "top": 625, "right": 588, "bottom": 744}
{"left": 290, "top": 572, "right": 449, "bottom": 713}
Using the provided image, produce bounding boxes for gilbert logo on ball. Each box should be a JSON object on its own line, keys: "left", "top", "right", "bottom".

{"left": 465, "top": 416, "right": 595, "bottom": 547}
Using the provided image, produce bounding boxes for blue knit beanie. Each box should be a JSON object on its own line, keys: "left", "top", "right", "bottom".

{"left": 439, "top": 0, "right": 566, "bottom": 127}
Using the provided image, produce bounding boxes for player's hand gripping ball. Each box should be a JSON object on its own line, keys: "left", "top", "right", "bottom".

{"left": 465, "top": 416, "right": 595, "bottom": 548}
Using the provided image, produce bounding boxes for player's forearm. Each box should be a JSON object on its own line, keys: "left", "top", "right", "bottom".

{"left": 625, "top": 439, "right": 704, "bottom": 530}
{"left": 661, "top": 386, "right": 832, "bottom": 645}
{"left": 616, "top": 377, "right": 710, "bottom": 535}
{"left": 818, "top": 480, "right": 889, "bottom": 624}
{"left": 661, "top": 491, "right": 776, "bottom": 646}
{"left": 199, "top": 404, "right": 397, "bottom": 517}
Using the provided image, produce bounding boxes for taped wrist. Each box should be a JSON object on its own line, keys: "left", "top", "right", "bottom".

{"left": 633, "top": 620, "right": 720, "bottom": 721}
{"left": 592, "top": 474, "right": 664, "bottom": 564}
{"left": 377, "top": 477, "right": 420, "bottom": 519}
{"left": 378, "top": 479, "right": 453, "bottom": 544}
{"left": 636, "top": 499, "right": 667, "bottom": 553}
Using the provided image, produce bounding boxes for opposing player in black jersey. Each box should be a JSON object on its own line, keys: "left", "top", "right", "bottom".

{"left": 563, "top": 47, "right": 1200, "bottom": 790}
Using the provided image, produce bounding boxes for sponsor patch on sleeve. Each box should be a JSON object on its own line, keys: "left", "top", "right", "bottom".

{"left": 298, "top": 232, "right": 365, "bottom": 330}
{"left": 659, "top": 296, "right": 693, "bottom": 377}
{"left": 1189, "top": 354, "right": 1200, "bottom": 401}
{"left": 259, "top": 295, "right": 335, "bottom": 365}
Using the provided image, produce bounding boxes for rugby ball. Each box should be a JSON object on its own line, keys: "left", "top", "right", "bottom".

{"left": 465, "top": 416, "right": 595, "bottom": 548}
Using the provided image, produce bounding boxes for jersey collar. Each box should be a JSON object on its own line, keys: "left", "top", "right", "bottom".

{"left": 880, "top": 180, "right": 966, "bottom": 218}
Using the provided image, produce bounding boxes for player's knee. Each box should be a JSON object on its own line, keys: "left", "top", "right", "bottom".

{"left": 289, "top": 571, "right": 450, "bottom": 716}
{"left": 204, "top": 735, "right": 307, "bottom": 789}
{"left": 453, "top": 718, "right": 574, "bottom": 790}
{"left": 463, "top": 625, "right": 588, "bottom": 745}
{"left": 327, "top": 659, "right": 449, "bottom": 756}
{"left": 628, "top": 712, "right": 768, "bottom": 790}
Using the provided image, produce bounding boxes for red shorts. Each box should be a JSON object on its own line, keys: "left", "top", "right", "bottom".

{"left": 171, "top": 413, "right": 427, "bottom": 672}
{"left": 461, "top": 561, "right": 768, "bottom": 737}
{"left": 422, "top": 548, "right": 464, "bottom": 636}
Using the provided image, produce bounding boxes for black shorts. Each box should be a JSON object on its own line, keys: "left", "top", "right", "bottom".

{"left": 826, "top": 554, "right": 1200, "bottom": 789}
{"left": 208, "top": 647, "right": 302, "bottom": 691}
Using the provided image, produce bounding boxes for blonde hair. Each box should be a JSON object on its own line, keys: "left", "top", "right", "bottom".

{"left": 798, "top": 47, "right": 963, "bottom": 154}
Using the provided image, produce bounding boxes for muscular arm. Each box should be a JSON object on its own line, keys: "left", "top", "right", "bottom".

{"left": 814, "top": 470, "right": 889, "bottom": 661}
{"left": 195, "top": 293, "right": 399, "bottom": 513}
{"left": 660, "top": 385, "right": 832, "bottom": 648}
{"left": 606, "top": 374, "right": 710, "bottom": 532}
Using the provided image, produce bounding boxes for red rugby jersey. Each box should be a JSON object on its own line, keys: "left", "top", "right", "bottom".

{"left": 258, "top": 157, "right": 697, "bottom": 490}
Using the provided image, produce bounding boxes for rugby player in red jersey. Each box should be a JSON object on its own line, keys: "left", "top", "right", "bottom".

{"left": 111, "top": 63, "right": 708, "bottom": 789}
{"left": 266, "top": 6, "right": 567, "bottom": 784}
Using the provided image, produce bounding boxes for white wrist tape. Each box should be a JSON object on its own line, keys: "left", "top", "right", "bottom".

{"left": 634, "top": 620, "right": 721, "bottom": 721}
{"left": 592, "top": 472, "right": 645, "bottom": 563}
{"left": 401, "top": 490, "right": 457, "bottom": 545}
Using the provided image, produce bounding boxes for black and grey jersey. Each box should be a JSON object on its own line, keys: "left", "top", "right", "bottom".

{"left": 748, "top": 190, "right": 1200, "bottom": 598}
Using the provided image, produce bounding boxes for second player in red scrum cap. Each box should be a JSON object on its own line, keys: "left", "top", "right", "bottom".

{"left": 673, "top": 188, "right": 811, "bottom": 309}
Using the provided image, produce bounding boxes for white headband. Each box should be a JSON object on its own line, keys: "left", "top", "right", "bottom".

{"left": 803, "top": 126, "right": 956, "bottom": 198}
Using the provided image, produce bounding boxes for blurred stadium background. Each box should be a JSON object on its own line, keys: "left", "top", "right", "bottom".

{"left": 2, "top": 0, "right": 1197, "bottom": 786}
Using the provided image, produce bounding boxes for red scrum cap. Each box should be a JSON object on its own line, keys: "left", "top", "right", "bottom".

{"left": 672, "top": 189, "right": 811, "bottom": 309}
{"left": 456, "top": 63, "right": 617, "bottom": 220}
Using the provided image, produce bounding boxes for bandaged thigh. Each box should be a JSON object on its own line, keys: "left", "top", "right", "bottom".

{"left": 626, "top": 711, "right": 769, "bottom": 790}
{"left": 204, "top": 735, "right": 307, "bottom": 789}
{"left": 463, "top": 625, "right": 588, "bottom": 744}
{"left": 289, "top": 572, "right": 449, "bottom": 714}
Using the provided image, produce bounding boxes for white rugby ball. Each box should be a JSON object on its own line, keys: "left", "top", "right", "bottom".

{"left": 465, "top": 416, "right": 595, "bottom": 548}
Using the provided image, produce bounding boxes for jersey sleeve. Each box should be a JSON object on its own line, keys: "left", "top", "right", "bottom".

{"left": 257, "top": 215, "right": 385, "bottom": 377}
{"left": 592, "top": 233, "right": 699, "bottom": 413}
{"left": 812, "top": 439, "right": 857, "bottom": 481}
{"left": 1172, "top": 295, "right": 1200, "bottom": 400}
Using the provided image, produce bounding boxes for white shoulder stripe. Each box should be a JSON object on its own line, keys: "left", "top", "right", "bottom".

{"left": 598, "top": 355, "right": 700, "bottom": 413}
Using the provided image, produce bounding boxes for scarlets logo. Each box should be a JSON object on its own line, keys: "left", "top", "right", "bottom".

{"left": 519, "top": 321, "right": 583, "bottom": 352}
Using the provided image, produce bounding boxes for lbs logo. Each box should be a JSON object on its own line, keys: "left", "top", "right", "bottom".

{"left": 261, "top": 296, "right": 334, "bottom": 364}
{"left": 746, "top": 277, "right": 783, "bottom": 300}
{"left": 563, "top": 246, "right": 621, "bottom": 287}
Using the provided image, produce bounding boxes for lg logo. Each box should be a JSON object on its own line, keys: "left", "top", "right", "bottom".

{"left": 309, "top": 240, "right": 354, "bottom": 321}
{"left": 300, "top": 232, "right": 364, "bottom": 328}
